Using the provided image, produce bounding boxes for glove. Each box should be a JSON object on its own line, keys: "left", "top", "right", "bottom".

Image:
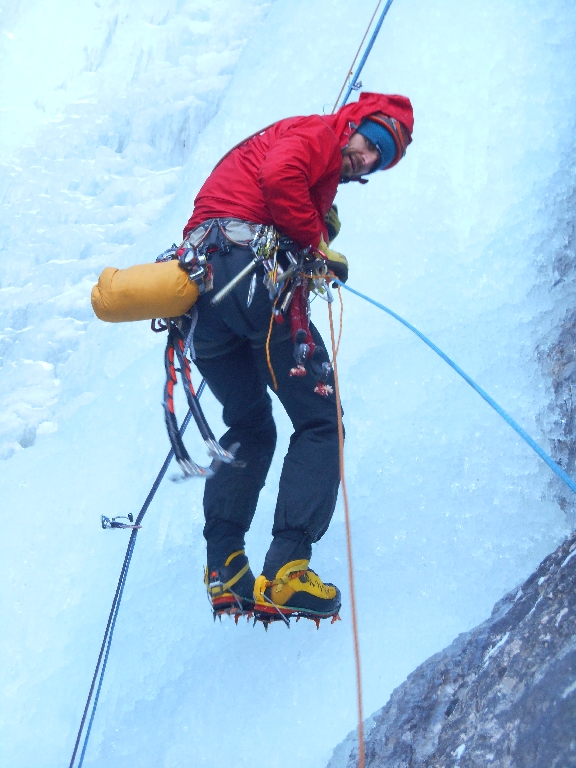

{"left": 324, "top": 204, "right": 341, "bottom": 244}
{"left": 318, "top": 235, "right": 349, "bottom": 284}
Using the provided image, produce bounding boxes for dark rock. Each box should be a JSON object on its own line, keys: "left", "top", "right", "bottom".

{"left": 327, "top": 531, "right": 576, "bottom": 768}
{"left": 535, "top": 174, "right": 576, "bottom": 526}
{"left": 538, "top": 309, "right": 576, "bottom": 525}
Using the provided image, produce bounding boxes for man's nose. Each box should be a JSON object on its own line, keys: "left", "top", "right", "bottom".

{"left": 360, "top": 150, "right": 378, "bottom": 171}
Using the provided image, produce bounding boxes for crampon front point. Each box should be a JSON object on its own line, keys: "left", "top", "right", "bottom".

{"left": 210, "top": 602, "right": 341, "bottom": 630}
{"left": 253, "top": 604, "right": 341, "bottom": 630}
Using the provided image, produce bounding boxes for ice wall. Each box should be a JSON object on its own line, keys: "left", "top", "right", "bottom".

{"left": 1, "top": 1, "right": 575, "bottom": 767}
{"left": 0, "top": 0, "right": 270, "bottom": 459}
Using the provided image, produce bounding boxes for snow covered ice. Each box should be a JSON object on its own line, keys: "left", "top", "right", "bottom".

{"left": 1, "top": 1, "right": 575, "bottom": 767}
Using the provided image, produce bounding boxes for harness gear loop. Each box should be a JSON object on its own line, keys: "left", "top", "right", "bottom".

{"left": 265, "top": 295, "right": 280, "bottom": 391}
{"left": 210, "top": 223, "right": 281, "bottom": 306}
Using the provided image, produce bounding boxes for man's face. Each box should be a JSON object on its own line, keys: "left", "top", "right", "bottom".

{"left": 340, "top": 131, "right": 381, "bottom": 180}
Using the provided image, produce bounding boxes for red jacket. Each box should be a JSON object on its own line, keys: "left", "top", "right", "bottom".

{"left": 184, "top": 92, "right": 413, "bottom": 249}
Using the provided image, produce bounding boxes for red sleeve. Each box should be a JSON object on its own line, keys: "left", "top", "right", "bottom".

{"left": 257, "top": 121, "right": 340, "bottom": 249}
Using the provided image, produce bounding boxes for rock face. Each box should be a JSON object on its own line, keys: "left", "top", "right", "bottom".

{"left": 539, "top": 308, "right": 576, "bottom": 527}
{"left": 327, "top": 531, "right": 576, "bottom": 768}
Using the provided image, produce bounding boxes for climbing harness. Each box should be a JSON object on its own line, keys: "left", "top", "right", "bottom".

{"left": 152, "top": 222, "right": 339, "bottom": 480}
{"left": 209, "top": 222, "right": 281, "bottom": 305}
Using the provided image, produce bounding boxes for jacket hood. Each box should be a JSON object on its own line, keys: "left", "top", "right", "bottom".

{"left": 323, "top": 92, "right": 414, "bottom": 149}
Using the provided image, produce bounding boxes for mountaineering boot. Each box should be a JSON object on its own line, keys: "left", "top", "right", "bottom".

{"left": 204, "top": 550, "right": 255, "bottom": 618}
{"left": 253, "top": 560, "right": 341, "bottom": 625}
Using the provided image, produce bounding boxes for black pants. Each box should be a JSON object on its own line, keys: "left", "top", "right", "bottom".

{"left": 192, "top": 232, "right": 341, "bottom": 578}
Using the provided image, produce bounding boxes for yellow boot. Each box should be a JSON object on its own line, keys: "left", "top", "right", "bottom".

{"left": 253, "top": 560, "right": 341, "bottom": 624}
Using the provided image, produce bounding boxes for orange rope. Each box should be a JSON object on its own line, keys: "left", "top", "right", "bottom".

{"left": 331, "top": 0, "right": 383, "bottom": 114}
{"left": 266, "top": 280, "right": 292, "bottom": 390}
{"left": 328, "top": 300, "right": 365, "bottom": 768}
{"left": 328, "top": 4, "right": 377, "bottom": 753}
{"left": 265, "top": 308, "right": 278, "bottom": 391}
{"left": 335, "top": 284, "right": 344, "bottom": 359}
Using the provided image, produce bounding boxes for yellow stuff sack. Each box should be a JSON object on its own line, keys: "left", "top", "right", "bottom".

{"left": 91, "top": 259, "right": 199, "bottom": 323}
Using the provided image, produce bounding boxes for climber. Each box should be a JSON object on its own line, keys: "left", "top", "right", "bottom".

{"left": 182, "top": 91, "right": 414, "bottom": 624}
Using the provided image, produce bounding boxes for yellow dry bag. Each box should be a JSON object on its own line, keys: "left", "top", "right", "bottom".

{"left": 91, "top": 259, "right": 199, "bottom": 323}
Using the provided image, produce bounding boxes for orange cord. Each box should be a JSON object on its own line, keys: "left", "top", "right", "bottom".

{"left": 267, "top": 7, "right": 373, "bottom": 746}
{"left": 265, "top": 308, "right": 279, "bottom": 391}
{"left": 330, "top": 6, "right": 374, "bottom": 744}
{"left": 328, "top": 300, "right": 365, "bottom": 768}
{"left": 334, "top": 284, "right": 344, "bottom": 359}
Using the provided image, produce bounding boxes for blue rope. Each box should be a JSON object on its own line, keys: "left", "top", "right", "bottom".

{"left": 335, "top": 281, "right": 576, "bottom": 496}
{"left": 340, "top": 0, "right": 396, "bottom": 107}
{"left": 71, "top": 381, "right": 206, "bottom": 768}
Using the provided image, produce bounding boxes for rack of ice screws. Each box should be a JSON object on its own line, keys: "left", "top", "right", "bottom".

{"left": 210, "top": 224, "right": 334, "bottom": 396}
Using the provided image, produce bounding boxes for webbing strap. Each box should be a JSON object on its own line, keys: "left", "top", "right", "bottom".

{"left": 224, "top": 549, "right": 245, "bottom": 566}
{"left": 221, "top": 562, "right": 250, "bottom": 592}
{"left": 208, "top": 562, "right": 250, "bottom": 596}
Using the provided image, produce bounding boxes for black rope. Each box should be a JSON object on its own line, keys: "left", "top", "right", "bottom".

{"left": 69, "top": 381, "right": 205, "bottom": 768}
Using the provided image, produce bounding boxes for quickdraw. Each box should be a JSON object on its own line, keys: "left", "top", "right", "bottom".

{"left": 211, "top": 223, "right": 336, "bottom": 396}
{"left": 283, "top": 250, "right": 335, "bottom": 396}
{"left": 154, "top": 238, "right": 214, "bottom": 295}
{"left": 288, "top": 282, "right": 333, "bottom": 396}
{"left": 210, "top": 224, "right": 281, "bottom": 306}
{"left": 101, "top": 514, "right": 141, "bottom": 530}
